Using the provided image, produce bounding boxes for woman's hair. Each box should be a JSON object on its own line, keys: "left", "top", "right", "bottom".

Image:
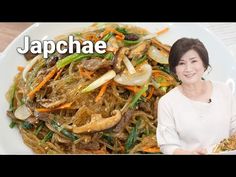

{"left": 168, "top": 37, "right": 210, "bottom": 73}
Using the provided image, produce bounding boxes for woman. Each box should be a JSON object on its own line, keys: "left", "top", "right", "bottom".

{"left": 156, "top": 37, "right": 236, "bottom": 154}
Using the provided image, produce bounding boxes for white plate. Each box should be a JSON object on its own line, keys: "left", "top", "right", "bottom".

{"left": 0, "top": 23, "right": 236, "bottom": 154}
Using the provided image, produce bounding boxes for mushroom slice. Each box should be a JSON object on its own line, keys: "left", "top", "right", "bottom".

{"left": 73, "top": 110, "right": 121, "bottom": 134}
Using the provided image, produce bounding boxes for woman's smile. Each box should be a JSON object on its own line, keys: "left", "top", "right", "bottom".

{"left": 184, "top": 73, "right": 195, "bottom": 78}
{"left": 176, "top": 49, "right": 205, "bottom": 84}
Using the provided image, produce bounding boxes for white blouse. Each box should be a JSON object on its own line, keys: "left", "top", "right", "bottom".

{"left": 156, "top": 81, "right": 236, "bottom": 154}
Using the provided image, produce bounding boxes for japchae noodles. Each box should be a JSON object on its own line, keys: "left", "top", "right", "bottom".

{"left": 213, "top": 134, "right": 236, "bottom": 153}
{"left": 6, "top": 23, "right": 178, "bottom": 154}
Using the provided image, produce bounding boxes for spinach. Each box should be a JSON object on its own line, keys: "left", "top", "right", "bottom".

{"left": 125, "top": 119, "right": 141, "bottom": 152}
{"left": 41, "top": 131, "right": 53, "bottom": 144}
{"left": 9, "top": 121, "right": 16, "bottom": 128}
{"left": 50, "top": 119, "right": 78, "bottom": 141}
{"left": 34, "top": 121, "right": 45, "bottom": 136}
{"left": 129, "top": 84, "right": 149, "bottom": 109}
{"left": 22, "top": 121, "right": 33, "bottom": 130}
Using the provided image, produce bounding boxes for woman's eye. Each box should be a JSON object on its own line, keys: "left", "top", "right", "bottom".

{"left": 191, "top": 60, "right": 197, "bottom": 63}
{"left": 178, "top": 62, "right": 185, "bottom": 65}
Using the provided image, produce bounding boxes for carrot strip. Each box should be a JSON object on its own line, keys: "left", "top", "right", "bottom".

{"left": 147, "top": 86, "right": 155, "bottom": 100}
{"left": 35, "top": 108, "right": 51, "bottom": 112}
{"left": 35, "top": 102, "right": 73, "bottom": 112}
{"left": 100, "top": 28, "right": 125, "bottom": 41}
{"left": 151, "top": 38, "right": 170, "bottom": 53}
{"left": 142, "top": 146, "right": 161, "bottom": 153}
{"left": 79, "top": 67, "right": 94, "bottom": 79}
{"left": 112, "top": 29, "right": 125, "bottom": 38}
{"left": 115, "top": 34, "right": 125, "bottom": 40}
{"left": 111, "top": 80, "right": 118, "bottom": 87}
{"left": 160, "top": 49, "right": 169, "bottom": 57}
{"left": 95, "top": 81, "right": 110, "bottom": 102}
{"left": 152, "top": 70, "right": 175, "bottom": 82}
{"left": 124, "top": 86, "right": 137, "bottom": 92}
{"left": 160, "top": 82, "right": 173, "bottom": 87}
{"left": 124, "top": 86, "right": 147, "bottom": 97}
{"left": 17, "top": 66, "right": 25, "bottom": 72}
{"left": 28, "top": 67, "right": 57, "bottom": 99}
{"left": 57, "top": 102, "right": 73, "bottom": 109}
{"left": 79, "top": 67, "right": 83, "bottom": 76}
{"left": 80, "top": 149, "right": 108, "bottom": 154}
{"left": 156, "top": 27, "right": 169, "bottom": 36}
{"left": 54, "top": 67, "right": 64, "bottom": 80}
{"left": 85, "top": 33, "right": 99, "bottom": 42}
{"left": 99, "top": 28, "right": 114, "bottom": 38}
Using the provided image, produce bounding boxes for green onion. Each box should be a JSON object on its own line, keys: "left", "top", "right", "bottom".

{"left": 129, "top": 83, "right": 149, "bottom": 109}
{"left": 50, "top": 119, "right": 78, "bottom": 141}
{"left": 160, "top": 86, "right": 167, "bottom": 93}
{"left": 115, "top": 27, "right": 128, "bottom": 35}
{"left": 81, "top": 70, "right": 116, "bottom": 93}
{"left": 20, "top": 99, "right": 25, "bottom": 106}
{"left": 144, "top": 128, "right": 150, "bottom": 136}
{"left": 102, "top": 133, "right": 113, "bottom": 144}
{"left": 9, "top": 84, "right": 16, "bottom": 112}
{"left": 34, "top": 121, "right": 45, "bottom": 136}
{"left": 158, "top": 64, "right": 171, "bottom": 74}
{"left": 123, "top": 40, "right": 140, "bottom": 46}
{"left": 72, "top": 32, "right": 81, "bottom": 37}
{"left": 104, "top": 52, "right": 114, "bottom": 60}
{"left": 151, "top": 79, "right": 160, "bottom": 90}
{"left": 157, "top": 77, "right": 166, "bottom": 83}
{"left": 102, "top": 32, "right": 113, "bottom": 42}
{"left": 22, "top": 121, "right": 33, "bottom": 130}
{"left": 41, "top": 131, "right": 53, "bottom": 144}
{"left": 56, "top": 53, "right": 89, "bottom": 69}
{"left": 134, "top": 55, "right": 147, "bottom": 66}
{"left": 125, "top": 119, "right": 141, "bottom": 152}
{"left": 9, "top": 121, "right": 16, "bottom": 128}
{"left": 56, "top": 53, "right": 106, "bottom": 69}
{"left": 114, "top": 139, "right": 118, "bottom": 153}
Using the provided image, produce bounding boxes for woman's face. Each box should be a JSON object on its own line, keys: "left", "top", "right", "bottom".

{"left": 175, "top": 49, "right": 205, "bottom": 85}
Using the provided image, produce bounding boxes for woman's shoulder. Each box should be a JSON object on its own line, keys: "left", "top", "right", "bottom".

{"left": 212, "top": 80, "right": 232, "bottom": 93}
{"left": 211, "top": 80, "right": 234, "bottom": 101}
{"left": 159, "top": 87, "right": 180, "bottom": 104}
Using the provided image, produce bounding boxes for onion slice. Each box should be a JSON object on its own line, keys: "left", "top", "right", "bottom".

{"left": 82, "top": 70, "right": 116, "bottom": 93}
{"left": 123, "top": 56, "right": 136, "bottom": 74}
{"left": 114, "top": 63, "right": 152, "bottom": 86}
{"left": 23, "top": 55, "right": 43, "bottom": 82}
{"left": 14, "top": 104, "right": 32, "bottom": 120}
